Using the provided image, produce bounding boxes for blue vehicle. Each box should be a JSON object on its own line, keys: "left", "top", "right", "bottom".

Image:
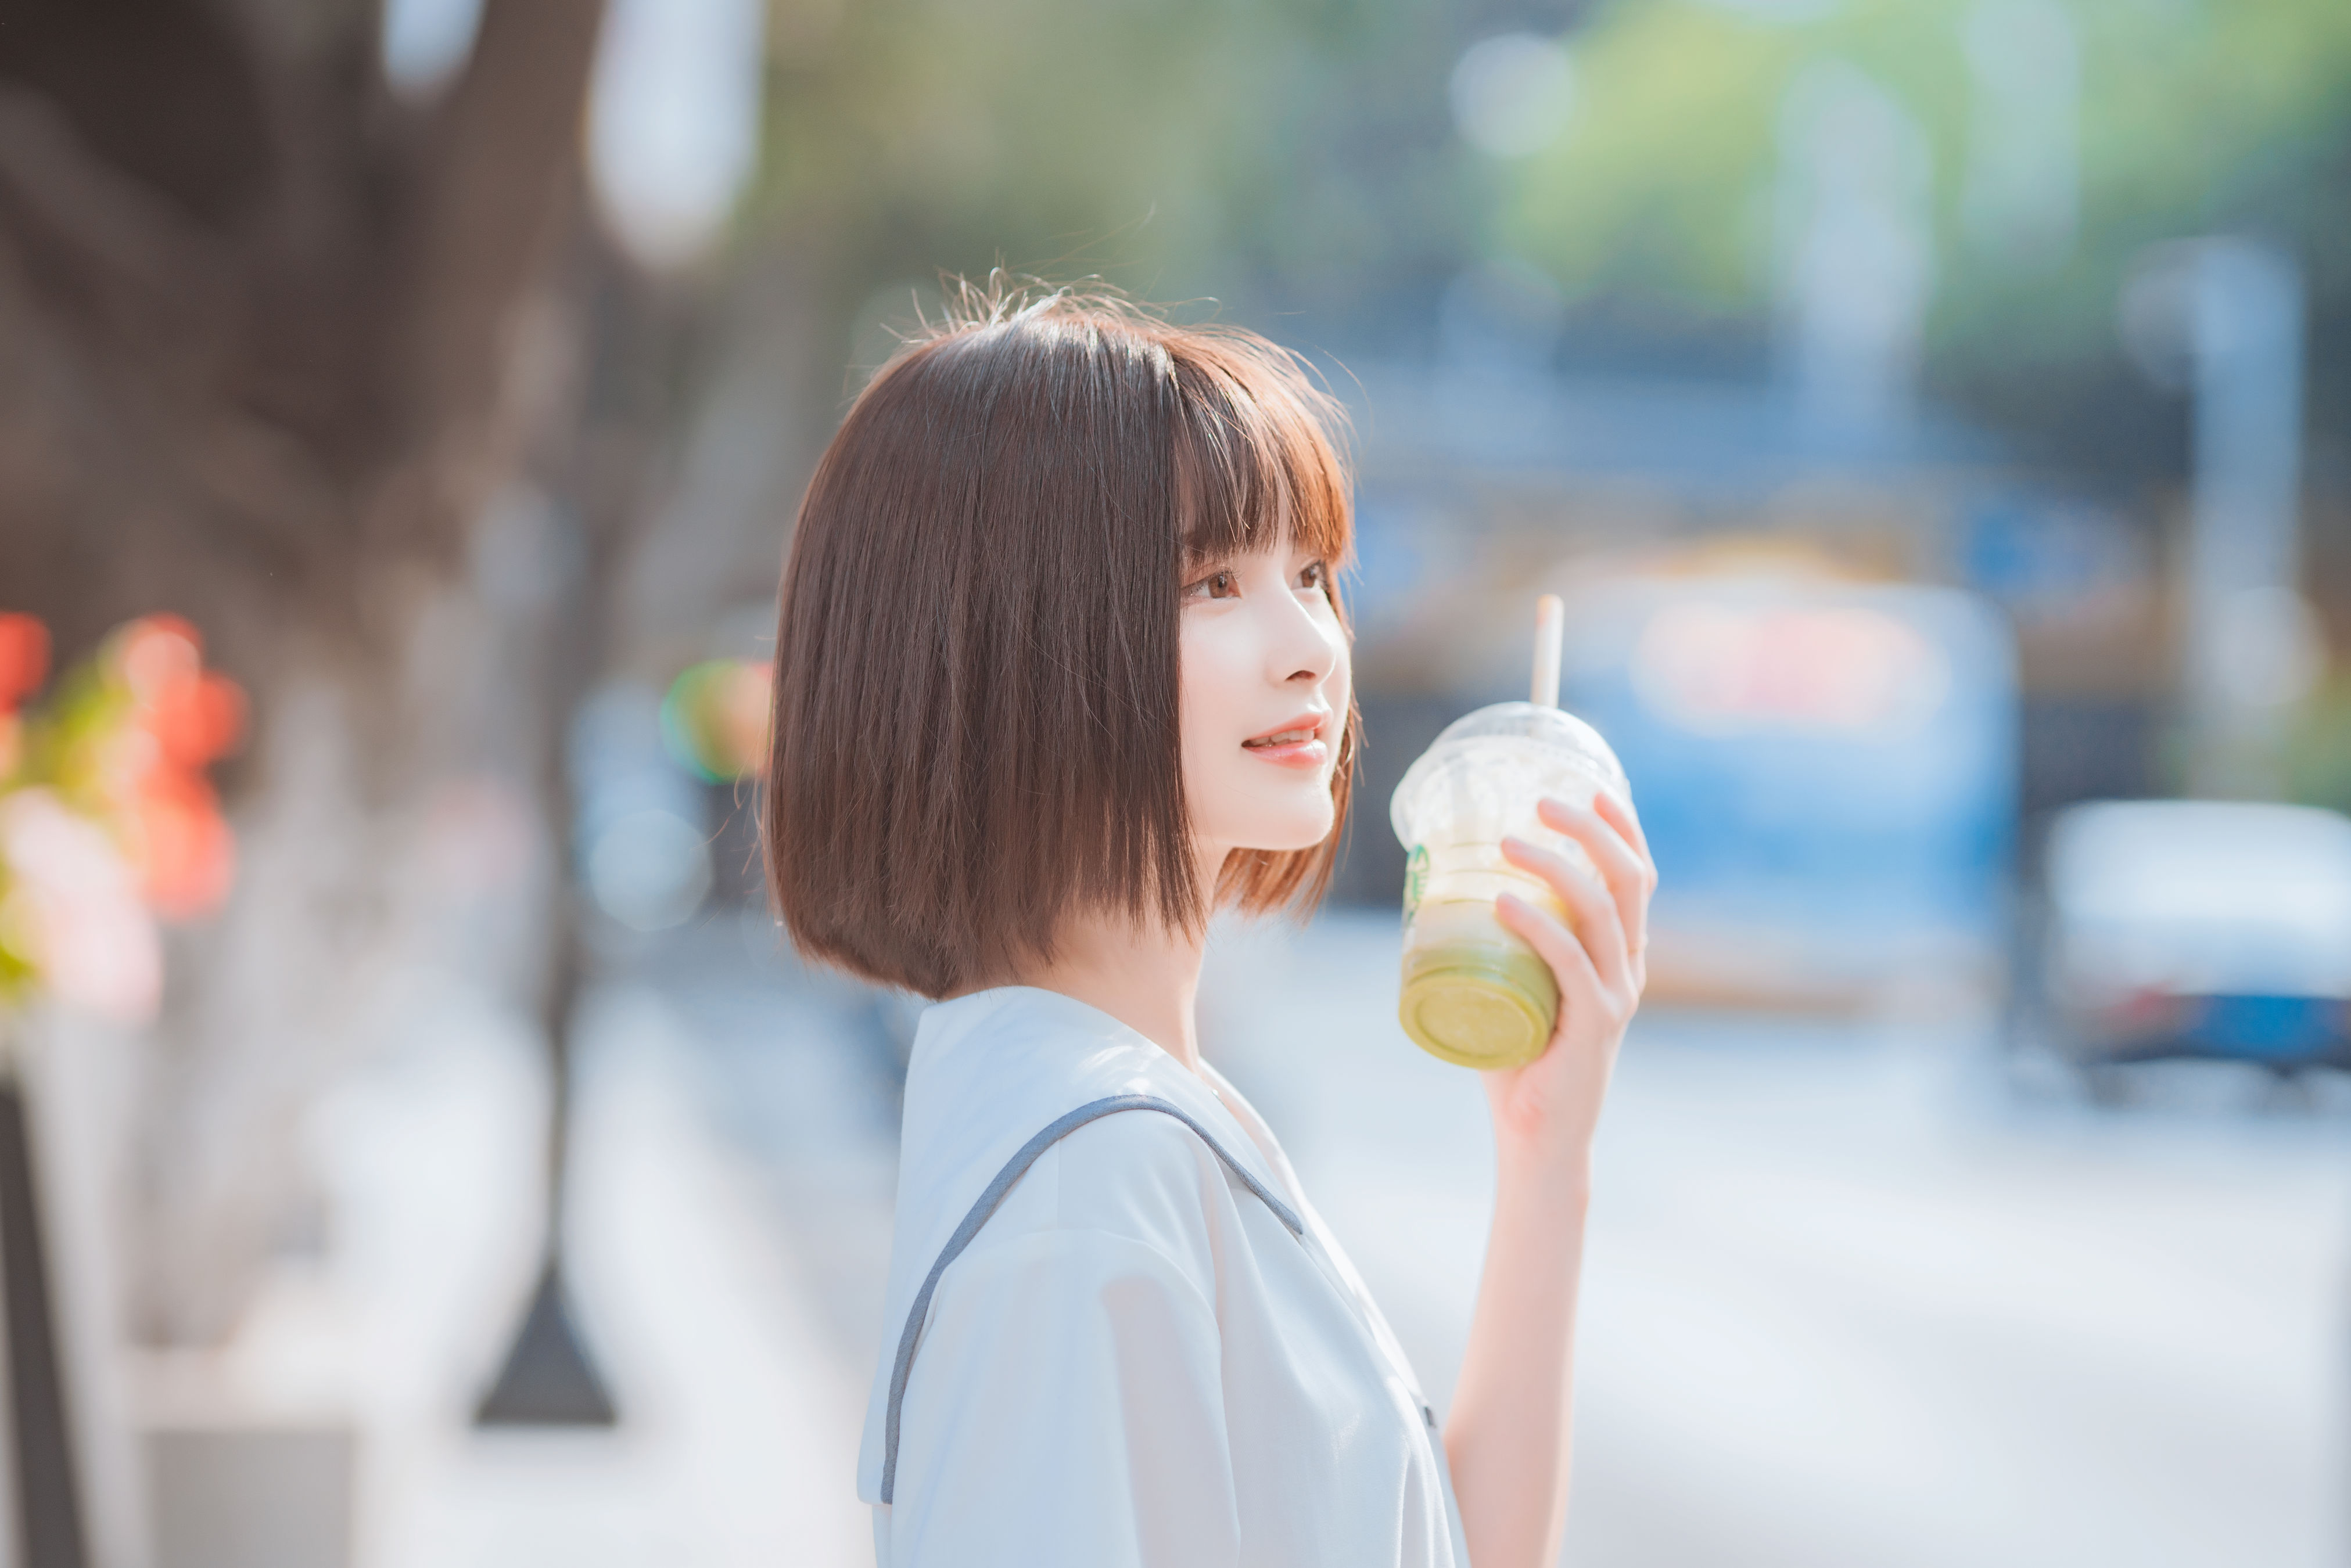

{"left": 2014, "top": 800, "right": 2351, "bottom": 1092}
{"left": 1559, "top": 573, "right": 2018, "bottom": 1009}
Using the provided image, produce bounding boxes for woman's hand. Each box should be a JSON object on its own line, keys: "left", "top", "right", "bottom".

{"left": 1489, "top": 790, "right": 1656, "bottom": 1171}
{"left": 1446, "top": 788, "right": 1653, "bottom": 1568}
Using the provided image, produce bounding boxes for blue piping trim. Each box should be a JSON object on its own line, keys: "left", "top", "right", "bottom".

{"left": 879, "top": 1094, "right": 1304, "bottom": 1503}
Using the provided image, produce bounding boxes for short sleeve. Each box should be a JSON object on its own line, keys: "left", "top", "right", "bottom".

{"left": 880, "top": 1226, "right": 1240, "bottom": 1568}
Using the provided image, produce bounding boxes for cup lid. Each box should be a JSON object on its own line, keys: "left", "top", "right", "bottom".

{"left": 1389, "top": 701, "right": 1629, "bottom": 848}
{"left": 1431, "top": 702, "right": 1625, "bottom": 776}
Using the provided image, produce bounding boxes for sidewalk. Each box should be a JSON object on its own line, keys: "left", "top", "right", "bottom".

{"left": 225, "top": 978, "right": 874, "bottom": 1568}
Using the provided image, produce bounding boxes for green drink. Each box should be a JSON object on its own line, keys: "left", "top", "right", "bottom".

{"left": 1390, "top": 700, "right": 1631, "bottom": 1070}
{"left": 1398, "top": 899, "right": 1561, "bottom": 1068}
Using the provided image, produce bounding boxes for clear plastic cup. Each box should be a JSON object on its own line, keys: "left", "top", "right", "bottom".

{"left": 1388, "top": 702, "right": 1632, "bottom": 1069}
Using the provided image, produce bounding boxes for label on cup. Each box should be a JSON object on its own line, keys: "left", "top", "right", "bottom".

{"left": 1402, "top": 844, "right": 1428, "bottom": 930}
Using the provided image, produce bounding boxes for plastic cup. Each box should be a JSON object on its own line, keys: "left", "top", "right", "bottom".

{"left": 1388, "top": 702, "right": 1632, "bottom": 1069}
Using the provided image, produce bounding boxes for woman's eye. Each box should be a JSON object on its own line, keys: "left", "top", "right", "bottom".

{"left": 1298, "top": 560, "right": 1329, "bottom": 592}
{"left": 1186, "top": 570, "right": 1240, "bottom": 600}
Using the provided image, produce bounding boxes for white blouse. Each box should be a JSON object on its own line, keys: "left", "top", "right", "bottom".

{"left": 857, "top": 986, "right": 1472, "bottom": 1567}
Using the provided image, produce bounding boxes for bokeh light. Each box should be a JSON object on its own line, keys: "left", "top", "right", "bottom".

{"left": 1449, "top": 33, "right": 1575, "bottom": 159}
{"left": 659, "top": 658, "right": 771, "bottom": 784}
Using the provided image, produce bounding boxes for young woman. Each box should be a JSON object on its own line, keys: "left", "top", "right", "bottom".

{"left": 764, "top": 287, "right": 1654, "bottom": 1568}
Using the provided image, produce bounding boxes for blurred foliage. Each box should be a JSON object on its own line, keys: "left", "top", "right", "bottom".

{"left": 734, "top": 0, "right": 2350, "bottom": 481}
{"left": 20, "top": 617, "right": 246, "bottom": 919}
{"left": 748, "top": 0, "right": 1523, "bottom": 338}
{"left": 2285, "top": 678, "right": 2351, "bottom": 814}
{"left": 1486, "top": 0, "right": 2351, "bottom": 470}
{"left": 0, "top": 614, "right": 245, "bottom": 1022}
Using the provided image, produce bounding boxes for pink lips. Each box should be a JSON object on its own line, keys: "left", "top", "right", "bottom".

{"left": 1241, "top": 714, "right": 1330, "bottom": 769}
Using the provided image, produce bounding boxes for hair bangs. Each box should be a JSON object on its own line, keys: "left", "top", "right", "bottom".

{"left": 1173, "top": 339, "right": 1354, "bottom": 576}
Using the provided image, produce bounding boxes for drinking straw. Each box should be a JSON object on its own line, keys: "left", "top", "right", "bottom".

{"left": 1531, "top": 594, "right": 1564, "bottom": 709}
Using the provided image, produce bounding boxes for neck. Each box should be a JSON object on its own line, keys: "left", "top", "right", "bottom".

{"left": 1006, "top": 861, "right": 1221, "bottom": 1073}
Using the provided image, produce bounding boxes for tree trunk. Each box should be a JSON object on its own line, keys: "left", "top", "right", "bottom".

{"left": 0, "top": 0, "right": 609, "bottom": 1344}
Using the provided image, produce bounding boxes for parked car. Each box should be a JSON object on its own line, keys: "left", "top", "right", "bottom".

{"left": 2012, "top": 799, "right": 2351, "bottom": 1092}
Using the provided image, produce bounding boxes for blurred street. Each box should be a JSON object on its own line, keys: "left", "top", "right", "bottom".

{"left": 10, "top": 2, "right": 2351, "bottom": 1559}
{"left": 643, "top": 908, "right": 2351, "bottom": 1568}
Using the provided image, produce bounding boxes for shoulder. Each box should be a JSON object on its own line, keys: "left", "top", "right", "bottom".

{"left": 1054, "top": 1100, "right": 1232, "bottom": 1206}
{"left": 969, "top": 1102, "right": 1252, "bottom": 1297}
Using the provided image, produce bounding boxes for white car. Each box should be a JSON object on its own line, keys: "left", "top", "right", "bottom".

{"left": 2019, "top": 799, "right": 2351, "bottom": 1084}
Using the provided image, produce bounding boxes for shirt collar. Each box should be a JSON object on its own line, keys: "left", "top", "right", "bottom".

{"left": 897, "top": 985, "right": 1287, "bottom": 1238}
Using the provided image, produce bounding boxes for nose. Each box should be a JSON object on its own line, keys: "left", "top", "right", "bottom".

{"left": 1266, "top": 580, "right": 1344, "bottom": 689}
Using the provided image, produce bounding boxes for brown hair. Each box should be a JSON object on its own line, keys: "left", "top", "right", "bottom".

{"left": 762, "top": 282, "right": 1358, "bottom": 998}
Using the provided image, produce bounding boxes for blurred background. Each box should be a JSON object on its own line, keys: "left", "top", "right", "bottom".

{"left": 0, "top": 0, "right": 2346, "bottom": 1563}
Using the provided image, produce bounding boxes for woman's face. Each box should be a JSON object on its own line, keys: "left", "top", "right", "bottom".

{"left": 1179, "top": 538, "right": 1352, "bottom": 866}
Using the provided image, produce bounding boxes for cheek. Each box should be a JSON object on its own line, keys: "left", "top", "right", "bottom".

{"left": 1176, "top": 603, "right": 1349, "bottom": 849}
{"left": 1178, "top": 625, "right": 1248, "bottom": 790}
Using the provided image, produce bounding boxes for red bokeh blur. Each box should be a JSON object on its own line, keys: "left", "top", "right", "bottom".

{"left": 0, "top": 612, "right": 49, "bottom": 713}
{"left": 109, "top": 615, "right": 246, "bottom": 920}
{"left": 149, "top": 674, "right": 248, "bottom": 772}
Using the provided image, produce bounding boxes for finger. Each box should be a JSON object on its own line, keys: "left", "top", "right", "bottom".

{"left": 1532, "top": 797, "right": 1652, "bottom": 952}
{"left": 1541, "top": 793, "right": 1653, "bottom": 891}
{"left": 1591, "top": 789, "right": 1654, "bottom": 868}
{"left": 1500, "top": 835, "right": 1631, "bottom": 991}
{"left": 1496, "top": 890, "right": 1609, "bottom": 1037}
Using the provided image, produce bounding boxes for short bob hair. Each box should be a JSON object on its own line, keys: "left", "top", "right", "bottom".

{"left": 763, "top": 281, "right": 1359, "bottom": 999}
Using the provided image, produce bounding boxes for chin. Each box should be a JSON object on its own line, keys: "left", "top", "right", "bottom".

{"left": 1233, "top": 802, "right": 1337, "bottom": 854}
{"left": 1190, "top": 766, "right": 1339, "bottom": 857}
